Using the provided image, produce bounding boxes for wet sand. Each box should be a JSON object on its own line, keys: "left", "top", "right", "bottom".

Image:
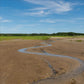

{"left": 0, "top": 38, "right": 84, "bottom": 84}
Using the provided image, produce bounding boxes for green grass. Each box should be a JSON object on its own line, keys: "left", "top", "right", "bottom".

{"left": 76, "top": 40, "right": 82, "bottom": 42}
{"left": 0, "top": 35, "right": 84, "bottom": 41}
{"left": 0, "top": 36, "right": 50, "bottom": 41}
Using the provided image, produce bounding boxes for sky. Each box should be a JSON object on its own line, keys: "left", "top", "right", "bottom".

{"left": 0, "top": 0, "right": 84, "bottom": 34}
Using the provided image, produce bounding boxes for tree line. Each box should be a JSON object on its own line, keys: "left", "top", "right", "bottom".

{"left": 0, "top": 32, "right": 84, "bottom": 36}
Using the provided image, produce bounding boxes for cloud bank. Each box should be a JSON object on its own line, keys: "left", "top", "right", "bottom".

{"left": 24, "top": 0, "right": 74, "bottom": 16}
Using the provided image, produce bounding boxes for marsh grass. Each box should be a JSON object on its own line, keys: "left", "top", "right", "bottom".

{"left": 76, "top": 40, "right": 82, "bottom": 42}
{"left": 0, "top": 36, "right": 84, "bottom": 41}
{"left": 0, "top": 36, "right": 50, "bottom": 41}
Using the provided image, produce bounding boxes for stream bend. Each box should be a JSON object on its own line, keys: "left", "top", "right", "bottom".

{"left": 18, "top": 41, "right": 84, "bottom": 84}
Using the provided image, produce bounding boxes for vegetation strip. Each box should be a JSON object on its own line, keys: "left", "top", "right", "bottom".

{"left": 0, "top": 36, "right": 49, "bottom": 41}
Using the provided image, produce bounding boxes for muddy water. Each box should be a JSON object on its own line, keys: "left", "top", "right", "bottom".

{"left": 18, "top": 42, "right": 84, "bottom": 84}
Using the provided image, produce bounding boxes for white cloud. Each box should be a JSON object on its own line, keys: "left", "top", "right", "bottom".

{"left": 0, "top": 16, "right": 12, "bottom": 23}
{"left": 40, "top": 19, "right": 56, "bottom": 23}
{"left": 1, "top": 20, "right": 12, "bottom": 23}
{"left": 30, "top": 7, "right": 48, "bottom": 11}
{"left": 0, "top": 17, "right": 3, "bottom": 20}
{"left": 24, "top": 10, "right": 50, "bottom": 16}
{"left": 75, "top": 18, "right": 84, "bottom": 20}
{"left": 16, "top": 24, "right": 40, "bottom": 27}
{"left": 24, "top": 0, "right": 73, "bottom": 16}
{"left": 40, "top": 17, "right": 84, "bottom": 23}
{"left": 40, "top": 19, "right": 75, "bottom": 23}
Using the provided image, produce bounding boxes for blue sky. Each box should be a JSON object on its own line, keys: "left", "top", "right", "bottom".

{"left": 0, "top": 0, "right": 84, "bottom": 33}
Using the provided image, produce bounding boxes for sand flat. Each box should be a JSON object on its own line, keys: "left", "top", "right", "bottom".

{"left": 0, "top": 38, "right": 84, "bottom": 84}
